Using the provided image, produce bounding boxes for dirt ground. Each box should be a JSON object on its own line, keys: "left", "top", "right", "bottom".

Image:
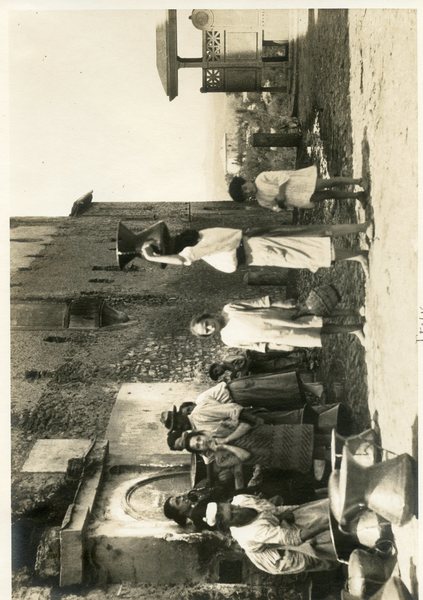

{"left": 348, "top": 10, "right": 419, "bottom": 594}
{"left": 295, "top": 8, "right": 419, "bottom": 596}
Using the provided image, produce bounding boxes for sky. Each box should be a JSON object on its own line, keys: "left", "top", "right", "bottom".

{"left": 8, "top": 1, "right": 415, "bottom": 217}
{"left": 7, "top": 7, "right": 228, "bottom": 216}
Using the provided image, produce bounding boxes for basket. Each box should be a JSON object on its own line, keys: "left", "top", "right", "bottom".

{"left": 296, "top": 284, "right": 342, "bottom": 317}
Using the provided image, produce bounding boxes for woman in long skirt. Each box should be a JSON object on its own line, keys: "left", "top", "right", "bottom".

{"left": 180, "top": 426, "right": 318, "bottom": 474}
{"left": 139, "top": 221, "right": 372, "bottom": 277}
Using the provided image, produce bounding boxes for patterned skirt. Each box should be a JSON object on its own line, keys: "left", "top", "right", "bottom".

{"left": 285, "top": 165, "right": 318, "bottom": 208}
{"left": 237, "top": 424, "right": 314, "bottom": 474}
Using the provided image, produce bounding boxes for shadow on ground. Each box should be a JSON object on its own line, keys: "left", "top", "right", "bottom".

{"left": 290, "top": 9, "right": 370, "bottom": 431}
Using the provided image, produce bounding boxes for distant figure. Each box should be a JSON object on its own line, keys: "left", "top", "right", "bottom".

{"left": 205, "top": 495, "right": 337, "bottom": 575}
{"left": 228, "top": 166, "right": 366, "bottom": 212}
{"left": 190, "top": 295, "right": 366, "bottom": 351}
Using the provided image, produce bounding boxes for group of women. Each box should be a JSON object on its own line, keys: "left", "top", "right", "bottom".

{"left": 160, "top": 354, "right": 342, "bottom": 576}
{"left": 139, "top": 165, "right": 369, "bottom": 575}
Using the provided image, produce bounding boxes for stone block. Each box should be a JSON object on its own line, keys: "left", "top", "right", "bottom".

{"left": 59, "top": 440, "right": 108, "bottom": 586}
{"left": 60, "top": 505, "right": 90, "bottom": 586}
{"left": 35, "top": 526, "right": 61, "bottom": 579}
{"left": 77, "top": 440, "right": 109, "bottom": 511}
{"left": 21, "top": 439, "right": 93, "bottom": 473}
{"left": 106, "top": 383, "right": 203, "bottom": 466}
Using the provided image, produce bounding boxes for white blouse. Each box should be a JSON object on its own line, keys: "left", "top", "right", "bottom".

{"left": 255, "top": 171, "right": 290, "bottom": 211}
{"left": 220, "top": 296, "right": 323, "bottom": 352}
{"left": 178, "top": 228, "right": 242, "bottom": 273}
{"left": 229, "top": 495, "right": 333, "bottom": 575}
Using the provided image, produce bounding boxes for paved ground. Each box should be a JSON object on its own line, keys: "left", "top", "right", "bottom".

{"left": 295, "top": 8, "right": 419, "bottom": 596}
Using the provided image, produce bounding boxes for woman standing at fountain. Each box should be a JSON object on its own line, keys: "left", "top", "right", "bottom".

{"left": 139, "top": 221, "right": 371, "bottom": 276}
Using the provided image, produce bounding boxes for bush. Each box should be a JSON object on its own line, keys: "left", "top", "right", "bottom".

{"left": 226, "top": 92, "right": 299, "bottom": 178}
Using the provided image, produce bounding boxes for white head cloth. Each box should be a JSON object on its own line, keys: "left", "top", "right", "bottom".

{"left": 205, "top": 502, "right": 218, "bottom": 526}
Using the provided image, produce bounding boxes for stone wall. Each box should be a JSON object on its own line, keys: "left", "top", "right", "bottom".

{"left": 10, "top": 201, "right": 294, "bottom": 587}
{"left": 12, "top": 581, "right": 309, "bottom": 600}
{"left": 11, "top": 201, "right": 293, "bottom": 451}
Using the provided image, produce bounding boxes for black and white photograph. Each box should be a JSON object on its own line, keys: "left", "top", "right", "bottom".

{"left": 2, "top": 3, "right": 421, "bottom": 600}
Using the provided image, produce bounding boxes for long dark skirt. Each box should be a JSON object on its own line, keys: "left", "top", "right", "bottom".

{"left": 247, "top": 349, "right": 308, "bottom": 373}
{"left": 228, "top": 371, "right": 306, "bottom": 411}
{"left": 251, "top": 468, "right": 317, "bottom": 504}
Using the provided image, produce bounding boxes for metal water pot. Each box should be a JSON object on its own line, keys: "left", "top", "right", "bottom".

{"left": 345, "top": 510, "right": 393, "bottom": 548}
{"left": 338, "top": 446, "right": 416, "bottom": 527}
{"left": 116, "top": 220, "right": 171, "bottom": 269}
{"left": 331, "top": 428, "right": 380, "bottom": 471}
{"left": 308, "top": 402, "right": 350, "bottom": 435}
{"left": 347, "top": 549, "right": 397, "bottom": 598}
{"left": 328, "top": 508, "right": 365, "bottom": 564}
{"left": 369, "top": 576, "right": 413, "bottom": 599}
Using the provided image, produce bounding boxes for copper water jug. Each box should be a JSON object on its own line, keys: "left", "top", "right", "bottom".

{"left": 337, "top": 446, "right": 416, "bottom": 527}
{"left": 331, "top": 428, "right": 381, "bottom": 470}
{"left": 116, "top": 220, "right": 171, "bottom": 269}
{"left": 347, "top": 549, "right": 397, "bottom": 598}
{"left": 343, "top": 509, "right": 393, "bottom": 548}
{"left": 369, "top": 576, "right": 413, "bottom": 600}
{"left": 328, "top": 508, "right": 365, "bottom": 564}
{"left": 308, "top": 402, "right": 350, "bottom": 436}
